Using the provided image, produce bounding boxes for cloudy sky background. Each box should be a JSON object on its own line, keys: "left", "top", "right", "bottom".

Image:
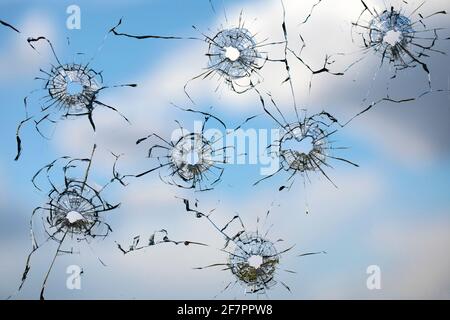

{"left": 0, "top": 0, "right": 449, "bottom": 299}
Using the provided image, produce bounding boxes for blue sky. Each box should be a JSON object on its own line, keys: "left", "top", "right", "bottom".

{"left": 0, "top": 0, "right": 449, "bottom": 299}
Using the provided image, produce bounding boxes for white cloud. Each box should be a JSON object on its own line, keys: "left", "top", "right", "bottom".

{"left": 370, "top": 217, "right": 450, "bottom": 299}
{"left": 0, "top": 10, "right": 57, "bottom": 83}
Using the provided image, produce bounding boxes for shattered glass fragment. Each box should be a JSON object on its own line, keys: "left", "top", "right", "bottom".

{"left": 47, "top": 63, "right": 101, "bottom": 115}
{"left": 15, "top": 32, "right": 136, "bottom": 161}
{"left": 10, "top": 145, "right": 121, "bottom": 300}
{"left": 352, "top": 1, "right": 447, "bottom": 77}
{"left": 331, "top": 1, "right": 450, "bottom": 120}
{"left": 279, "top": 122, "right": 330, "bottom": 173}
{"left": 228, "top": 232, "right": 280, "bottom": 294}
{"left": 170, "top": 133, "right": 216, "bottom": 182}
{"left": 182, "top": 198, "right": 324, "bottom": 296}
{"left": 208, "top": 27, "right": 261, "bottom": 80}
{"left": 257, "top": 90, "right": 358, "bottom": 191}
{"left": 117, "top": 106, "right": 235, "bottom": 192}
